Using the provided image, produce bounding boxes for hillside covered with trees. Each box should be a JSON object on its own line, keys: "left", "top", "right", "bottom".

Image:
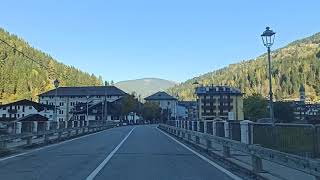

{"left": 0, "top": 28, "right": 103, "bottom": 104}
{"left": 168, "top": 32, "right": 320, "bottom": 102}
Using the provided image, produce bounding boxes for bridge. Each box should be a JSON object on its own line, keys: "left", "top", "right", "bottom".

{"left": 0, "top": 122, "right": 319, "bottom": 180}
{"left": 0, "top": 125, "right": 237, "bottom": 180}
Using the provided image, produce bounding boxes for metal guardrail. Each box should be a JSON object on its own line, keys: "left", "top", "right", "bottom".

{"left": 0, "top": 121, "right": 118, "bottom": 150}
{"left": 159, "top": 124, "right": 320, "bottom": 179}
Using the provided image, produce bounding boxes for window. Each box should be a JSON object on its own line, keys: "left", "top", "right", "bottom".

{"left": 2, "top": 107, "right": 5, "bottom": 110}
{"left": 167, "top": 102, "right": 170, "bottom": 105}
{"left": 59, "top": 110, "right": 64, "bottom": 114}
{"left": 59, "top": 102, "right": 64, "bottom": 106}
{"left": 22, "top": 114, "right": 24, "bottom": 117}
{"left": 17, "top": 114, "right": 20, "bottom": 118}
{"left": 18, "top": 106, "right": 20, "bottom": 110}
{"left": 2, "top": 114, "right": 6, "bottom": 118}
{"left": 29, "top": 106, "right": 32, "bottom": 110}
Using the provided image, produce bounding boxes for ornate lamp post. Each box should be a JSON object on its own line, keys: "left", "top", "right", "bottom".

{"left": 261, "top": 27, "right": 276, "bottom": 125}
{"left": 53, "top": 79, "right": 60, "bottom": 122}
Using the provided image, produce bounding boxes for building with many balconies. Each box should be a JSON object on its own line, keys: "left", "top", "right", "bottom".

{"left": 195, "top": 85, "right": 243, "bottom": 120}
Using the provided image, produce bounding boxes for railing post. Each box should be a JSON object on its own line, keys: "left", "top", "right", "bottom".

{"left": 197, "top": 121, "right": 200, "bottom": 132}
{"left": 206, "top": 139, "right": 212, "bottom": 150}
{"left": 15, "top": 122, "right": 22, "bottom": 134}
{"left": 204, "top": 121, "right": 207, "bottom": 134}
{"left": 240, "top": 120, "right": 253, "bottom": 144}
{"left": 0, "top": 140, "right": 7, "bottom": 149}
{"left": 64, "top": 121, "right": 68, "bottom": 129}
{"left": 213, "top": 121, "right": 217, "bottom": 136}
{"left": 57, "top": 121, "right": 60, "bottom": 129}
{"left": 45, "top": 121, "right": 50, "bottom": 131}
{"left": 187, "top": 121, "right": 190, "bottom": 131}
{"left": 32, "top": 121, "right": 38, "bottom": 133}
{"left": 71, "top": 121, "right": 75, "bottom": 128}
{"left": 252, "top": 155, "right": 263, "bottom": 173}
{"left": 195, "top": 135, "right": 200, "bottom": 144}
{"left": 57, "top": 131, "right": 62, "bottom": 140}
{"left": 26, "top": 136, "right": 32, "bottom": 146}
{"left": 223, "top": 146, "right": 230, "bottom": 158}
{"left": 224, "top": 121, "right": 230, "bottom": 138}
{"left": 44, "top": 133, "right": 49, "bottom": 143}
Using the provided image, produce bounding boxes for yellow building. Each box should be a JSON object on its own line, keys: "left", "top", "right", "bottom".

{"left": 196, "top": 85, "right": 243, "bottom": 120}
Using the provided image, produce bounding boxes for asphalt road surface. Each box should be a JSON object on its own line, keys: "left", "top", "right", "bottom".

{"left": 0, "top": 125, "right": 240, "bottom": 180}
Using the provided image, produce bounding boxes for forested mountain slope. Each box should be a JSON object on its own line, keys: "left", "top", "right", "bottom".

{"left": 168, "top": 32, "right": 320, "bottom": 102}
{"left": 0, "top": 28, "right": 103, "bottom": 104}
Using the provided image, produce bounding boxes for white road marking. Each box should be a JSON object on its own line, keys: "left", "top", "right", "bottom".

{"left": 85, "top": 127, "right": 136, "bottom": 180}
{"left": 0, "top": 128, "right": 116, "bottom": 162}
{"left": 157, "top": 127, "right": 243, "bottom": 180}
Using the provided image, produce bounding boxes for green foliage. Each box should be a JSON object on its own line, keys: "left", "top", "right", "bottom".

{"left": 142, "top": 101, "right": 161, "bottom": 123}
{"left": 0, "top": 28, "right": 103, "bottom": 104}
{"left": 274, "top": 102, "right": 295, "bottom": 123}
{"left": 243, "top": 94, "right": 268, "bottom": 121}
{"left": 168, "top": 32, "right": 320, "bottom": 102}
{"left": 119, "top": 94, "right": 141, "bottom": 116}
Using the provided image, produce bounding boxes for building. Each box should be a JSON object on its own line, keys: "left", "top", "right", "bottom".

{"left": 195, "top": 85, "right": 244, "bottom": 121}
{"left": 0, "top": 99, "right": 55, "bottom": 122}
{"left": 144, "top": 92, "right": 177, "bottom": 119}
{"left": 70, "top": 97, "right": 141, "bottom": 123}
{"left": 38, "top": 86, "right": 127, "bottom": 121}
{"left": 178, "top": 101, "right": 198, "bottom": 120}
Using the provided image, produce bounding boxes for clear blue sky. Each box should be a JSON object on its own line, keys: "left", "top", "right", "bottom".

{"left": 1, "top": 0, "right": 320, "bottom": 83}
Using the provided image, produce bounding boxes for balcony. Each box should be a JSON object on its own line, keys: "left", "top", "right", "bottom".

{"left": 8, "top": 109, "right": 17, "bottom": 114}
{"left": 218, "top": 98, "right": 233, "bottom": 103}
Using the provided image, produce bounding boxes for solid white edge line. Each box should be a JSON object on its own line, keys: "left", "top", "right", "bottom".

{"left": 85, "top": 127, "right": 136, "bottom": 180}
{"left": 157, "top": 127, "right": 243, "bottom": 180}
{"left": 0, "top": 127, "right": 112, "bottom": 162}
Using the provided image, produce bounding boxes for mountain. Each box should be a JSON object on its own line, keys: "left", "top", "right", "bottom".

{"left": 0, "top": 28, "right": 103, "bottom": 104}
{"left": 168, "top": 32, "right": 320, "bottom": 102}
{"left": 115, "top": 78, "right": 177, "bottom": 99}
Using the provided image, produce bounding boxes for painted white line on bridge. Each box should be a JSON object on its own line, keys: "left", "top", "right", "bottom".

{"left": 0, "top": 128, "right": 115, "bottom": 162}
{"left": 85, "top": 126, "right": 136, "bottom": 180}
{"left": 157, "top": 127, "right": 243, "bottom": 180}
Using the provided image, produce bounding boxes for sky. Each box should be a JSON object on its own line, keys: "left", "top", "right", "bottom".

{"left": 1, "top": 0, "right": 320, "bottom": 83}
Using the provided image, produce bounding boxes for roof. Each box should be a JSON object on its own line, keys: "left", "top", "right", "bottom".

{"left": 17, "top": 114, "right": 48, "bottom": 122}
{"left": 0, "top": 99, "right": 55, "bottom": 111}
{"left": 38, "top": 86, "right": 127, "bottom": 97}
{"left": 196, "top": 85, "right": 242, "bottom": 95}
{"left": 178, "top": 101, "right": 197, "bottom": 108}
{"left": 144, "top": 92, "right": 177, "bottom": 101}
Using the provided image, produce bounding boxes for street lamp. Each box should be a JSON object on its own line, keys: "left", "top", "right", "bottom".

{"left": 261, "top": 26, "right": 276, "bottom": 125}
{"left": 53, "top": 79, "right": 60, "bottom": 122}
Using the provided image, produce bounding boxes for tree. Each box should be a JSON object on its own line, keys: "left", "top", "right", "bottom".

{"left": 273, "top": 102, "right": 295, "bottom": 123}
{"left": 142, "top": 102, "right": 161, "bottom": 123}
{"left": 243, "top": 93, "right": 268, "bottom": 121}
{"left": 110, "top": 80, "right": 114, "bottom": 85}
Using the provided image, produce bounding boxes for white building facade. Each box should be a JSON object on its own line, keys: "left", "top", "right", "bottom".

{"left": 145, "top": 92, "right": 178, "bottom": 119}
{"left": 38, "top": 86, "right": 127, "bottom": 122}
{"left": 0, "top": 99, "right": 55, "bottom": 121}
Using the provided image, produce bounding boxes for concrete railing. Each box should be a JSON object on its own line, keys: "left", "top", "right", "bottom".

{"left": 159, "top": 123, "right": 320, "bottom": 180}
{"left": 0, "top": 120, "right": 118, "bottom": 151}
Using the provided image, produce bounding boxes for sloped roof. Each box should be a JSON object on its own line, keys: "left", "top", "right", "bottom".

{"left": 0, "top": 99, "right": 55, "bottom": 111}
{"left": 17, "top": 114, "right": 48, "bottom": 122}
{"left": 144, "top": 91, "right": 177, "bottom": 101}
{"left": 38, "top": 86, "right": 127, "bottom": 97}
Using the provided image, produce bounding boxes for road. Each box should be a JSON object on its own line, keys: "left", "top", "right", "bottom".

{"left": 0, "top": 125, "right": 240, "bottom": 180}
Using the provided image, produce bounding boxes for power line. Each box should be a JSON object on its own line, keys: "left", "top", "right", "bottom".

{"left": 0, "top": 38, "right": 61, "bottom": 78}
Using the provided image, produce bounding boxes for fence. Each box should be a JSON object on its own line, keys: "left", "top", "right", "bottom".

{"left": 160, "top": 123, "right": 320, "bottom": 179}
{"left": 0, "top": 120, "right": 118, "bottom": 151}
{"left": 252, "top": 123, "right": 318, "bottom": 157}
{"left": 168, "top": 120, "right": 320, "bottom": 158}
